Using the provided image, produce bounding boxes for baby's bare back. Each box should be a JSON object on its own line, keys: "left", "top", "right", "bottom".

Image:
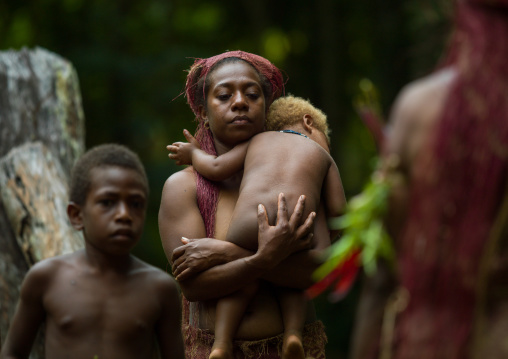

{"left": 43, "top": 253, "right": 164, "bottom": 359}
{"left": 226, "top": 131, "right": 333, "bottom": 251}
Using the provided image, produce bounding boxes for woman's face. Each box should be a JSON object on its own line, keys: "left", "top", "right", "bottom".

{"left": 200, "top": 61, "right": 266, "bottom": 153}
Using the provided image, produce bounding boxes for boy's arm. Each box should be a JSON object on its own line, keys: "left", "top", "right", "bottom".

{"left": 1, "top": 263, "right": 49, "bottom": 359}
{"left": 167, "top": 129, "right": 249, "bottom": 181}
{"left": 323, "top": 160, "right": 347, "bottom": 241}
{"left": 154, "top": 273, "right": 185, "bottom": 359}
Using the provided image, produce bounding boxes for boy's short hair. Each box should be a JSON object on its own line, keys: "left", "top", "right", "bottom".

{"left": 266, "top": 95, "right": 330, "bottom": 143}
{"left": 69, "top": 144, "right": 149, "bottom": 205}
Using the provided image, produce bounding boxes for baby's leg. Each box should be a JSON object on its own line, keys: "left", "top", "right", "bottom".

{"left": 210, "top": 281, "right": 259, "bottom": 359}
{"left": 276, "top": 287, "right": 308, "bottom": 359}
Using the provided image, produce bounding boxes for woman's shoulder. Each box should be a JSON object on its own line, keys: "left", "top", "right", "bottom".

{"left": 161, "top": 167, "right": 197, "bottom": 209}
{"left": 163, "top": 167, "right": 196, "bottom": 190}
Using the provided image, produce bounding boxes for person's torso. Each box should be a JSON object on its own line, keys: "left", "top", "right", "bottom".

{"left": 239, "top": 131, "right": 332, "bottom": 225}
{"left": 43, "top": 256, "right": 161, "bottom": 358}
{"left": 199, "top": 177, "right": 316, "bottom": 339}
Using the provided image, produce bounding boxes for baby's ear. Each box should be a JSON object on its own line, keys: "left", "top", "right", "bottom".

{"left": 303, "top": 114, "right": 314, "bottom": 132}
{"left": 67, "top": 202, "right": 84, "bottom": 231}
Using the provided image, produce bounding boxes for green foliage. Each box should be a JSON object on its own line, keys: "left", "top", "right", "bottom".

{"left": 331, "top": 170, "right": 394, "bottom": 273}
{"left": 315, "top": 166, "right": 394, "bottom": 283}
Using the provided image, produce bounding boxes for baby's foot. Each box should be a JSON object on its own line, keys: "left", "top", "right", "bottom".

{"left": 209, "top": 343, "right": 233, "bottom": 359}
{"left": 282, "top": 334, "right": 305, "bottom": 359}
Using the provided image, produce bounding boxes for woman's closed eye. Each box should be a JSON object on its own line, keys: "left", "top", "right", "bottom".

{"left": 217, "top": 94, "right": 231, "bottom": 101}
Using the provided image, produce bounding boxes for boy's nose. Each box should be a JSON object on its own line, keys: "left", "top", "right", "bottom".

{"left": 116, "top": 202, "right": 132, "bottom": 221}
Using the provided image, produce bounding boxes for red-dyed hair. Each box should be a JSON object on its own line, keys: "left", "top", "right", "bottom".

{"left": 395, "top": 2, "right": 508, "bottom": 356}
{"left": 184, "top": 51, "right": 285, "bottom": 237}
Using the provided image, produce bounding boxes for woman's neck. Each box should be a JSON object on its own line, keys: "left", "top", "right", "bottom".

{"left": 214, "top": 140, "right": 233, "bottom": 156}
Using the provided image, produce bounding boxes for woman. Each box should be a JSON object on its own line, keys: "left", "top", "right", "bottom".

{"left": 159, "top": 51, "right": 330, "bottom": 358}
{"left": 350, "top": 1, "right": 508, "bottom": 358}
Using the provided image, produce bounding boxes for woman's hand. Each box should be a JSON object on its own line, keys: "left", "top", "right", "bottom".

{"left": 171, "top": 237, "right": 240, "bottom": 281}
{"left": 250, "top": 193, "right": 316, "bottom": 271}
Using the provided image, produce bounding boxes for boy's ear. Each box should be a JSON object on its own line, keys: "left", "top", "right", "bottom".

{"left": 67, "top": 202, "right": 84, "bottom": 230}
{"left": 303, "top": 114, "right": 314, "bottom": 132}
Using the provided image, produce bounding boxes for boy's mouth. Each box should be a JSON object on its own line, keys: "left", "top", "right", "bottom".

{"left": 111, "top": 228, "right": 134, "bottom": 240}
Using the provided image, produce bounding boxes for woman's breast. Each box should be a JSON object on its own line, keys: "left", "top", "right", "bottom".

{"left": 214, "top": 186, "right": 239, "bottom": 240}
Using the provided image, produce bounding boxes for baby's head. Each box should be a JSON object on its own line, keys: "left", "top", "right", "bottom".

{"left": 69, "top": 144, "right": 149, "bottom": 206}
{"left": 266, "top": 95, "right": 330, "bottom": 145}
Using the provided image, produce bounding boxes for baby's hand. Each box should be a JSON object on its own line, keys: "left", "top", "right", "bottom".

{"left": 167, "top": 129, "right": 201, "bottom": 166}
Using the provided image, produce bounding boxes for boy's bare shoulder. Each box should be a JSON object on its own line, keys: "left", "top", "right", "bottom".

{"left": 21, "top": 251, "right": 84, "bottom": 295}
{"left": 27, "top": 251, "right": 82, "bottom": 276}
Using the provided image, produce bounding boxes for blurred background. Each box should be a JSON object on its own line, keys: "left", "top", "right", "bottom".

{"left": 0, "top": 0, "right": 451, "bottom": 357}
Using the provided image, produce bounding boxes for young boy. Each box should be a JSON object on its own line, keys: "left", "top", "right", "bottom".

{"left": 0, "top": 144, "right": 185, "bottom": 359}
{"left": 168, "top": 95, "right": 346, "bottom": 359}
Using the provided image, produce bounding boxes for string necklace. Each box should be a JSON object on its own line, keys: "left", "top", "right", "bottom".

{"left": 279, "top": 129, "right": 309, "bottom": 139}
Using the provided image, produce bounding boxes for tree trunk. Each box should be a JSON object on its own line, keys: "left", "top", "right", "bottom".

{"left": 0, "top": 47, "right": 85, "bottom": 358}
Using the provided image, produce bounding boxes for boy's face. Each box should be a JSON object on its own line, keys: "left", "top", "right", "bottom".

{"left": 69, "top": 166, "right": 147, "bottom": 256}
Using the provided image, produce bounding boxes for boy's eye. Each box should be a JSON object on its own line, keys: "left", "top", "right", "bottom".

{"left": 247, "top": 93, "right": 260, "bottom": 100}
{"left": 131, "top": 200, "right": 144, "bottom": 209}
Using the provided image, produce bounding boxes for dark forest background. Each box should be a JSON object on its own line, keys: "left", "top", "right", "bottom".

{"left": 1, "top": 0, "right": 452, "bottom": 357}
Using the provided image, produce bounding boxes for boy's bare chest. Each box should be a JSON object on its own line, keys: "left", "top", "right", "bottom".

{"left": 43, "top": 273, "right": 159, "bottom": 337}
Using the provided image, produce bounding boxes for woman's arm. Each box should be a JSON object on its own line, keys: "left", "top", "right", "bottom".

{"left": 159, "top": 170, "right": 314, "bottom": 302}
{"left": 159, "top": 169, "right": 245, "bottom": 272}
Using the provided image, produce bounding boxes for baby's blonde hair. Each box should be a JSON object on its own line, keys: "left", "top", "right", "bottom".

{"left": 266, "top": 95, "right": 330, "bottom": 143}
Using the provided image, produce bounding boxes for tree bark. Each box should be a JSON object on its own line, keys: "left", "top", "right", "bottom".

{"left": 0, "top": 47, "right": 85, "bottom": 358}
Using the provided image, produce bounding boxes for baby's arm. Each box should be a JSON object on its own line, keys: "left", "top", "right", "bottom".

{"left": 167, "top": 129, "right": 249, "bottom": 181}
{"left": 0, "top": 261, "right": 50, "bottom": 359}
{"left": 323, "top": 161, "right": 347, "bottom": 241}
